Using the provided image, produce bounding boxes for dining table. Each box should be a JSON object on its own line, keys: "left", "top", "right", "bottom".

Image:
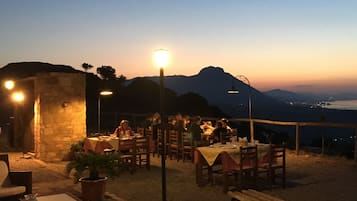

{"left": 83, "top": 134, "right": 146, "bottom": 154}
{"left": 194, "top": 142, "right": 270, "bottom": 187}
{"left": 83, "top": 136, "right": 119, "bottom": 154}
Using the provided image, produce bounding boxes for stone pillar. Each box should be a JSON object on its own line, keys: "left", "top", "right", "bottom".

{"left": 34, "top": 72, "right": 86, "bottom": 161}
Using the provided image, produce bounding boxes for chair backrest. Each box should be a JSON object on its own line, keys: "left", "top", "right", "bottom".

{"left": 136, "top": 127, "right": 145, "bottom": 135}
{"left": 118, "top": 138, "right": 136, "bottom": 154}
{"left": 144, "top": 128, "right": 153, "bottom": 137}
{"left": 168, "top": 130, "right": 179, "bottom": 146}
{"left": 240, "top": 145, "right": 258, "bottom": 170}
{"left": 135, "top": 136, "right": 149, "bottom": 153}
{"left": 270, "top": 144, "right": 286, "bottom": 166}
{"left": 182, "top": 132, "right": 192, "bottom": 147}
{"left": 0, "top": 161, "right": 9, "bottom": 186}
{"left": 157, "top": 129, "right": 164, "bottom": 144}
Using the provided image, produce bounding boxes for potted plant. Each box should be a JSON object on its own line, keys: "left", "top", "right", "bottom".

{"left": 66, "top": 151, "right": 121, "bottom": 201}
{"left": 68, "top": 139, "right": 85, "bottom": 160}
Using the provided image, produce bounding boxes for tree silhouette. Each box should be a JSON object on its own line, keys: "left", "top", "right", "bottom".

{"left": 96, "top": 65, "right": 116, "bottom": 80}
{"left": 117, "top": 74, "right": 127, "bottom": 83}
{"left": 81, "top": 63, "right": 93, "bottom": 72}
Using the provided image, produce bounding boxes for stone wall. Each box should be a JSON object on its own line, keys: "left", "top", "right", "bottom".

{"left": 34, "top": 72, "right": 86, "bottom": 161}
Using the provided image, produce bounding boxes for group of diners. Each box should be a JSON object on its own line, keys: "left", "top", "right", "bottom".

{"left": 110, "top": 113, "right": 238, "bottom": 149}
{"left": 165, "top": 114, "right": 236, "bottom": 147}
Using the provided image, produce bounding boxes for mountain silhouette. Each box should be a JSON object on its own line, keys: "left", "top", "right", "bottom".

{"left": 1, "top": 62, "right": 356, "bottom": 124}
{"left": 146, "top": 66, "right": 293, "bottom": 120}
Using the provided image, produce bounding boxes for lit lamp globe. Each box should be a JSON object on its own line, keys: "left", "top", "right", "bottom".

{"left": 4, "top": 80, "right": 15, "bottom": 90}
{"left": 11, "top": 91, "right": 25, "bottom": 103}
{"left": 100, "top": 91, "right": 113, "bottom": 96}
{"left": 154, "top": 49, "right": 169, "bottom": 68}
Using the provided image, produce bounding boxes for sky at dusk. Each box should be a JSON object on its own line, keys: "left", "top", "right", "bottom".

{"left": 1, "top": 0, "right": 356, "bottom": 94}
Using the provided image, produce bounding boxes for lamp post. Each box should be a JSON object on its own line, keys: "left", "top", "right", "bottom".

{"left": 227, "top": 75, "right": 254, "bottom": 143}
{"left": 3, "top": 80, "right": 26, "bottom": 148}
{"left": 98, "top": 90, "right": 113, "bottom": 133}
{"left": 154, "top": 48, "right": 169, "bottom": 201}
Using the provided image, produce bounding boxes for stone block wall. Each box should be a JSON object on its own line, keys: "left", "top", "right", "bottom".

{"left": 34, "top": 72, "right": 86, "bottom": 161}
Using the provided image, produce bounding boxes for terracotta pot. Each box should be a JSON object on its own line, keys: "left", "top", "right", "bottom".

{"left": 79, "top": 177, "right": 107, "bottom": 201}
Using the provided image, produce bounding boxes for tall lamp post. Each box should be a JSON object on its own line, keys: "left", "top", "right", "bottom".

{"left": 3, "top": 80, "right": 25, "bottom": 147}
{"left": 154, "top": 49, "right": 169, "bottom": 201}
{"left": 227, "top": 75, "right": 254, "bottom": 143}
{"left": 98, "top": 90, "right": 113, "bottom": 133}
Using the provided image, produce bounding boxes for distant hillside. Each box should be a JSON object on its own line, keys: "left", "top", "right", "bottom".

{"left": 0, "top": 62, "right": 83, "bottom": 79}
{"left": 265, "top": 89, "right": 357, "bottom": 103}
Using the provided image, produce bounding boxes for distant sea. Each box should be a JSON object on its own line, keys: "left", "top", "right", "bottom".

{"left": 324, "top": 99, "right": 357, "bottom": 110}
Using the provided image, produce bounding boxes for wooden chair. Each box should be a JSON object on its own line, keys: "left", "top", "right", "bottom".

{"left": 135, "top": 136, "right": 151, "bottom": 170}
{"left": 154, "top": 129, "right": 164, "bottom": 157}
{"left": 0, "top": 154, "right": 32, "bottom": 201}
{"left": 182, "top": 131, "right": 194, "bottom": 162}
{"left": 258, "top": 144, "right": 286, "bottom": 190}
{"left": 223, "top": 145, "right": 258, "bottom": 193}
{"left": 144, "top": 128, "right": 155, "bottom": 153}
{"left": 136, "top": 127, "right": 145, "bottom": 135}
{"left": 168, "top": 130, "right": 180, "bottom": 161}
{"left": 144, "top": 128, "right": 153, "bottom": 137}
{"left": 118, "top": 138, "right": 136, "bottom": 174}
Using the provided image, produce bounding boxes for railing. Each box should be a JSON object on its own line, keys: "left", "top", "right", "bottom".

{"left": 95, "top": 112, "right": 357, "bottom": 162}
{"left": 229, "top": 118, "right": 357, "bottom": 162}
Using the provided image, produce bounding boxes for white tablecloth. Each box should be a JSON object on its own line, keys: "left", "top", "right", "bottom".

{"left": 196, "top": 143, "right": 270, "bottom": 166}
{"left": 84, "top": 137, "right": 119, "bottom": 153}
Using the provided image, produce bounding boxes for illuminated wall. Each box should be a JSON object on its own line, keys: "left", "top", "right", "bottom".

{"left": 34, "top": 72, "right": 86, "bottom": 161}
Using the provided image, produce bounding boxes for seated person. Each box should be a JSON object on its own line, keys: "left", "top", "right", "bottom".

{"left": 221, "top": 118, "right": 233, "bottom": 133}
{"left": 114, "top": 120, "right": 133, "bottom": 137}
{"left": 212, "top": 120, "right": 229, "bottom": 143}
{"left": 188, "top": 116, "right": 203, "bottom": 147}
{"left": 201, "top": 121, "right": 214, "bottom": 135}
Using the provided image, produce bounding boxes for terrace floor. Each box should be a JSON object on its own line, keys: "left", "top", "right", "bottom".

{"left": 4, "top": 150, "right": 357, "bottom": 201}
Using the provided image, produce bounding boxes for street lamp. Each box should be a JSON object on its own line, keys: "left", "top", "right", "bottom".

{"left": 98, "top": 90, "right": 113, "bottom": 133}
{"left": 4, "top": 80, "right": 15, "bottom": 90}
{"left": 227, "top": 75, "right": 254, "bottom": 143}
{"left": 11, "top": 91, "right": 25, "bottom": 103}
{"left": 154, "top": 48, "right": 169, "bottom": 201}
{"left": 3, "top": 80, "right": 26, "bottom": 147}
